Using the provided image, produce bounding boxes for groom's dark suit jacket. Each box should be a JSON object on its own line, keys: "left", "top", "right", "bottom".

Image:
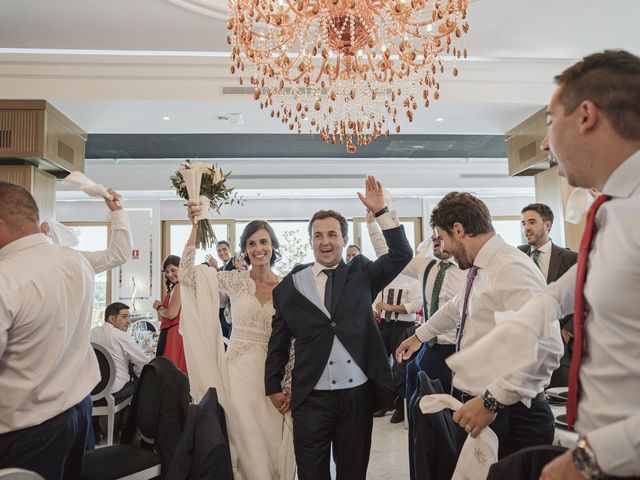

{"left": 265, "top": 225, "right": 413, "bottom": 412}
{"left": 518, "top": 243, "right": 578, "bottom": 354}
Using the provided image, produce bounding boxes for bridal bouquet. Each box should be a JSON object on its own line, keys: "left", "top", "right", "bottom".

{"left": 171, "top": 160, "right": 240, "bottom": 249}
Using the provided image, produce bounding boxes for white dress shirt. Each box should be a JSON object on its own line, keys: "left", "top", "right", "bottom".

{"left": 550, "top": 150, "right": 640, "bottom": 477}
{"left": 414, "top": 234, "right": 563, "bottom": 406}
{"left": 0, "top": 210, "right": 132, "bottom": 434}
{"left": 526, "top": 239, "right": 552, "bottom": 280}
{"left": 373, "top": 274, "right": 422, "bottom": 322}
{"left": 368, "top": 221, "right": 466, "bottom": 344}
{"left": 90, "top": 322, "right": 149, "bottom": 393}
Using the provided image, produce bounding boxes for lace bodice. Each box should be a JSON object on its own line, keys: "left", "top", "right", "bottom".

{"left": 180, "top": 245, "right": 285, "bottom": 361}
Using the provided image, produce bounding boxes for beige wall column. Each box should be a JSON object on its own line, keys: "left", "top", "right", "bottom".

{"left": 0, "top": 164, "right": 57, "bottom": 220}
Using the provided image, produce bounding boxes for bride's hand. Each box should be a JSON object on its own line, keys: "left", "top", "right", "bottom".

{"left": 269, "top": 392, "right": 290, "bottom": 414}
{"left": 187, "top": 200, "right": 202, "bottom": 225}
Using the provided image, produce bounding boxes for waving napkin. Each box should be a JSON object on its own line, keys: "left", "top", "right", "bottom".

{"left": 420, "top": 394, "right": 499, "bottom": 480}
{"left": 63, "top": 171, "right": 113, "bottom": 200}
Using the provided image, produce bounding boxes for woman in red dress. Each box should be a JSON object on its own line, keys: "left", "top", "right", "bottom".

{"left": 153, "top": 255, "right": 188, "bottom": 375}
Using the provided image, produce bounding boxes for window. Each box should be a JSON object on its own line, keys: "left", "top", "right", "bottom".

{"left": 162, "top": 220, "right": 234, "bottom": 266}
{"left": 63, "top": 222, "right": 110, "bottom": 328}
{"left": 352, "top": 217, "right": 422, "bottom": 259}
{"left": 492, "top": 216, "right": 525, "bottom": 247}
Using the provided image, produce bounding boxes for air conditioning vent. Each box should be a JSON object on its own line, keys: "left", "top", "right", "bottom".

{"left": 0, "top": 130, "right": 11, "bottom": 149}
{"left": 506, "top": 107, "right": 550, "bottom": 176}
{"left": 0, "top": 100, "right": 86, "bottom": 176}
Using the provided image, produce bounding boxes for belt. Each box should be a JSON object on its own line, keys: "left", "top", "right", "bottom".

{"left": 453, "top": 389, "right": 546, "bottom": 404}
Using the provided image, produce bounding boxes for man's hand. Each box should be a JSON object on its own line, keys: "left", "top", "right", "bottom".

{"left": 40, "top": 221, "right": 51, "bottom": 235}
{"left": 452, "top": 395, "right": 497, "bottom": 438}
{"left": 105, "top": 188, "right": 123, "bottom": 211}
{"left": 152, "top": 300, "right": 163, "bottom": 311}
{"left": 357, "top": 175, "right": 385, "bottom": 214}
{"left": 205, "top": 254, "right": 219, "bottom": 269}
{"left": 561, "top": 328, "right": 572, "bottom": 345}
{"left": 539, "top": 449, "right": 585, "bottom": 480}
{"left": 269, "top": 391, "right": 291, "bottom": 414}
{"left": 396, "top": 334, "right": 422, "bottom": 363}
{"left": 375, "top": 302, "right": 389, "bottom": 314}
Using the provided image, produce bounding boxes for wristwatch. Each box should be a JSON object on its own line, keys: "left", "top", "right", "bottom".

{"left": 481, "top": 389, "right": 505, "bottom": 413}
{"left": 373, "top": 206, "right": 389, "bottom": 218}
{"left": 572, "top": 437, "right": 603, "bottom": 479}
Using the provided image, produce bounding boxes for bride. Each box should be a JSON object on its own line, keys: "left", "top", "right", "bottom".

{"left": 179, "top": 202, "right": 295, "bottom": 480}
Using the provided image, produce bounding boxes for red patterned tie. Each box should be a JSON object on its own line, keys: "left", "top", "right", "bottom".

{"left": 566, "top": 194, "right": 611, "bottom": 427}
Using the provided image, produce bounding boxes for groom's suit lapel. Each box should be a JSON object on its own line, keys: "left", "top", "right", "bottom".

{"left": 290, "top": 265, "right": 331, "bottom": 319}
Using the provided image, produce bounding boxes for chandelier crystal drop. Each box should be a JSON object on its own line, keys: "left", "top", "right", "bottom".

{"left": 227, "top": 0, "right": 469, "bottom": 151}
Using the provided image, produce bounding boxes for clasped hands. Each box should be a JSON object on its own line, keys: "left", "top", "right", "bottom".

{"left": 269, "top": 389, "right": 291, "bottom": 414}
{"left": 395, "top": 334, "right": 497, "bottom": 438}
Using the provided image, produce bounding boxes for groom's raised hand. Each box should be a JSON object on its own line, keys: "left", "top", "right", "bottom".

{"left": 357, "top": 175, "right": 385, "bottom": 214}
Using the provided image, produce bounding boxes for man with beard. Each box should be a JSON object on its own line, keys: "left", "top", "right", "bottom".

{"left": 396, "top": 192, "right": 563, "bottom": 461}
{"left": 519, "top": 203, "right": 577, "bottom": 386}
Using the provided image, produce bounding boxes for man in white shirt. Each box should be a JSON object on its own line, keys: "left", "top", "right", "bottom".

{"left": 0, "top": 182, "right": 132, "bottom": 480}
{"left": 91, "top": 302, "right": 149, "bottom": 399}
{"left": 369, "top": 217, "right": 466, "bottom": 395}
{"left": 371, "top": 273, "right": 422, "bottom": 422}
{"left": 396, "top": 192, "right": 563, "bottom": 460}
{"left": 473, "top": 50, "right": 640, "bottom": 480}
{"left": 519, "top": 203, "right": 577, "bottom": 387}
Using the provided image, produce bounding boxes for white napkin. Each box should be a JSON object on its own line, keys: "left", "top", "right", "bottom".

{"left": 63, "top": 171, "right": 113, "bottom": 200}
{"left": 565, "top": 187, "right": 594, "bottom": 224}
{"left": 180, "top": 169, "right": 210, "bottom": 222}
{"left": 446, "top": 294, "right": 561, "bottom": 392}
{"left": 419, "top": 394, "right": 499, "bottom": 480}
{"left": 42, "top": 218, "right": 79, "bottom": 248}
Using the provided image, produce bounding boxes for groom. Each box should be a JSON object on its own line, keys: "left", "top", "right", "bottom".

{"left": 265, "top": 176, "right": 413, "bottom": 480}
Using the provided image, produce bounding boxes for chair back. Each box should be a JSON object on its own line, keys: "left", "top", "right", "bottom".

{"left": 130, "top": 320, "right": 157, "bottom": 333}
{"left": 90, "top": 343, "right": 116, "bottom": 400}
{"left": 0, "top": 469, "right": 44, "bottom": 479}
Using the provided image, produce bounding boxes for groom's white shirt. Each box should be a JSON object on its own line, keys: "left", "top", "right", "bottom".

{"left": 292, "top": 264, "right": 368, "bottom": 390}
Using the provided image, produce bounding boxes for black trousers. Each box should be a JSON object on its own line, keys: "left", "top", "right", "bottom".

{"left": 487, "top": 445, "right": 640, "bottom": 480}
{"left": 0, "top": 395, "right": 92, "bottom": 480}
{"left": 292, "top": 382, "right": 375, "bottom": 480}
{"left": 453, "top": 391, "right": 555, "bottom": 459}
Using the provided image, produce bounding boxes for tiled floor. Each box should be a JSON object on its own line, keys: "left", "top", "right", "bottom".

{"left": 368, "top": 413, "right": 410, "bottom": 479}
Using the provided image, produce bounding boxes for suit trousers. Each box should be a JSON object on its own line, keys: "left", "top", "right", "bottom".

{"left": 292, "top": 382, "right": 375, "bottom": 480}
{"left": 0, "top": 395, "right": 92, "bottom": 480}
{"left": 453, "top": 392, "right": 555, "bottom": 459}
{"left": 487, "top": 445, "right": 640, "bottom": 480}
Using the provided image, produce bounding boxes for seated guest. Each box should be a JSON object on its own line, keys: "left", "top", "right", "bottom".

{"left": 396, "top": 192, "right": 563, "bottom": 462}
{"left": 91, "top": 302, "right": 149, "bottom": 400}
{"left": 346, "top": 243, "right": 361, "bottom": 262}
{"left": 519, "top": 203, "right": 577, "bottom": 387}
{"left": 0, "top": 183, "right": 131, "bottom": 479}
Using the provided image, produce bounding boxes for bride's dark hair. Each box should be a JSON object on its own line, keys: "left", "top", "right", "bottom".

{"left": 239, "top": 220, "right": 281, "bottom": 267}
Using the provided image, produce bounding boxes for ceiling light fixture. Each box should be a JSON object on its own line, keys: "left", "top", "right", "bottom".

{"left": 162, "top": 116, "right": 171, "bottom": 121}
{"left": 227, "top": 0, "right": 469, "bottom": 152}
{"left": 435, "top": 117, "right": 444, "bottom": 122}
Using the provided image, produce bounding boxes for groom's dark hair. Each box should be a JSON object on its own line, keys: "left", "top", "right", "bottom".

{"left": 308, "top": 210, "right": 349, "bottom": 238}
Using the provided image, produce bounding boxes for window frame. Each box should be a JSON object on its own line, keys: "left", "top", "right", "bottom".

{"left": 351, "top": 216, "right": 423, "bottom": 251}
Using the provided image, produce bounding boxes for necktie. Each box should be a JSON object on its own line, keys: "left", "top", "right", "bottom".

{"left": 530, "top": 249, "right": 541, "bottom": 270}
{"left": 430, "top": 261, "right": 452, "bottom": 317}
{"left": 322, "top": 269, "right": 335, "bottom": 313}
{"left": 455, "top": 266, "right": 479, "bottom": 352}
{"left": 566, "top": 194, "right": 611, "bottom": 427}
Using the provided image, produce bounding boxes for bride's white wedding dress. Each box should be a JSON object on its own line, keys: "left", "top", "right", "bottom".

{"left": 180, "top": 245, "right": 295, "bottom": 480}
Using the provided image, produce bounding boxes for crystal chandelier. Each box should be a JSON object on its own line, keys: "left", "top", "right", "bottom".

{"left": 227, "top": 0, "right": 469, "bottom": 151}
